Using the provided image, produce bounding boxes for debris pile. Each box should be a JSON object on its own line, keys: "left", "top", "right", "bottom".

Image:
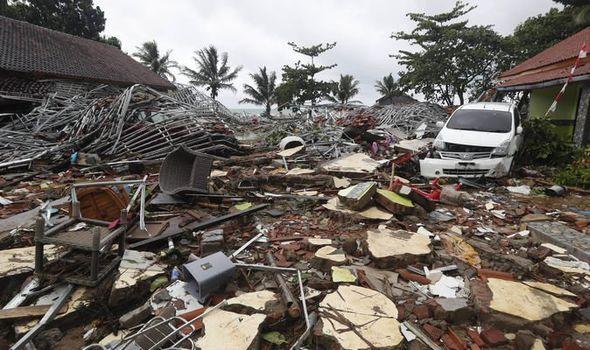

{"left": 1, "top": 84, "right": 241, "bottom": 171}
{"left": 0, "top": 94, "right": 589, "bottom": 350}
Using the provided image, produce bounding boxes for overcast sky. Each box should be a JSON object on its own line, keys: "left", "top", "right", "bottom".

{"left": 96, "top": 0, "right": 558, "bottom": 108}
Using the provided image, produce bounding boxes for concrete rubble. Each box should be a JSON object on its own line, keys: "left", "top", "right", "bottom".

{"left": 0, "top": 93, "right": 589, "bottom": 350}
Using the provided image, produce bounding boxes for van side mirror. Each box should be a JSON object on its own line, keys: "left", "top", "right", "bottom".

{"left": 436, "top": 121, "right": 445, "bottom": 129}
{"left": 516, "top": 126, "right": 523, "bottom": 135}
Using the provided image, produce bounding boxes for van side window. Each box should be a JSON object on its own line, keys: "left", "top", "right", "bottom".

{"left": 514, "top": 109, "right": 520, "bottom": 128}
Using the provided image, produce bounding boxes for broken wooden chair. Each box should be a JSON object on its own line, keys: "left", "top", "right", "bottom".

{"left": 34, "top": 179, "right": 146, "bottom": 286}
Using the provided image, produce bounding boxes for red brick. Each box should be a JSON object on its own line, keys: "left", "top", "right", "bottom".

{"left": 467, "top": 329, "right": 485, "bottom": 347}
{"left": 477, "top": 268, "right": 514, "bottom": 281}
{"left": 481, "top": 327, "right": 508, "bottom": 346}
{"left": 413, "top": 304, "right": 431, "bottom": 319}
{"left": 396, "top": 269, "right": 431, "bottom": 284}
{"left": 422, "top": 323, "right": 444, "bottom": 340}
{"left": 442, "top": 329, "right": 467, "bottom": 350}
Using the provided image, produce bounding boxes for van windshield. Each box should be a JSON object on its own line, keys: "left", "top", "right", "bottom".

{"left": 446, "top": 109, "right": 512, "bottom": 133}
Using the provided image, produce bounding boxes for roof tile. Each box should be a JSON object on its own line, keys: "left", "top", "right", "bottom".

{"left": 0, "top": 16, "right": 174, "bottom": 90}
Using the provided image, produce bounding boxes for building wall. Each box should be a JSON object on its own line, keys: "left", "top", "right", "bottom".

{"left": 529, "top": 83, "right": 581, "bottom": 140}
{"left": 573, "top": 84, "right": 590, "bottom": 146}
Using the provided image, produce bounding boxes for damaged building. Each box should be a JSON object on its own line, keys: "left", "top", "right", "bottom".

{"left": 0, "top": 15, "right": 174, "bottom": 114}
{"left": 497, "top": 27, "right": 590, "bottom": 146}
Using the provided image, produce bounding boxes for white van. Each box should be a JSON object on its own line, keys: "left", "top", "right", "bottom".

{"left": 419, "top": 102, "right": 523, "bottom": 178}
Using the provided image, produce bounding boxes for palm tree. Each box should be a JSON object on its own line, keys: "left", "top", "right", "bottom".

{"left": 182, "top": 45, "right": 242, "bottom": 100}
{"left": 239, "top": 67, "right": 277, "bottom": 117}
{"left": 327, "top": 74, "right": 360, "bottom": 105}
{"left": 375, "top": 74, "right": 404, "bottom": 99}
{"left": 133, "top": 41, "right": 177, "bottom": 82}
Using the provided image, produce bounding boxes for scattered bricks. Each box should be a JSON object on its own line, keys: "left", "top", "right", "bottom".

{"left": 413, "top": 304, "right": 431, "bottom": 319}
{"left": 422, "top": 323, "right": 445, "bottom": 340}
{"left": 481, "top": 327, "right": 508, "bottom": 346}
{"left": 442, "top": 329, "right": 467, "bottom": 350}
{"left": 467, "top": 329, "right": 485, "bottom": 347}
{"left": 477, "top": 268, "right": 514, "bottom": 281}
{"left": 396, "top": 268, "right": 431, "bottom": 285}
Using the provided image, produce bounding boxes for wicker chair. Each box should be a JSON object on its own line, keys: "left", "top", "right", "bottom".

{"left": 159, "top": 145, "right": 212, "bottom": 195}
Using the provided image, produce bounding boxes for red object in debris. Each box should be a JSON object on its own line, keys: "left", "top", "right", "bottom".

{"left": 481, "top": 327, "right": 508, "bottom": 346}
{"left": 422, "top": 323, "right": 445, "bottom": 340}
{"left": 390, "top": 178, "right": 462, "bottom": 203}
{"left": 108, "top": 218, "right": 120, "bottom": 230}
{"left": 477, "top": 269, "right": 515, "bottom": 281}
{"left": 396, "top": 269, "right": 431, "bottom": 285}
{"left": 442, "top": 329, "right": 467, "bottom": 350}
{"left": 413, "top": 304, "right": 431, "bottom": 319}
{"left": 467, "top": 329, "right": 486, "bottom": 347}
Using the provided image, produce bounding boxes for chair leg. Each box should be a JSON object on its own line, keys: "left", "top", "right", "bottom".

{"left": 90, "top": 227, "right": 100, "bottom": 282}
{"left": 34, "top": 218, "right": 45, "bottom": 273}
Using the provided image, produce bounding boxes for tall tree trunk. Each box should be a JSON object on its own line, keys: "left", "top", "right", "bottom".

{"left": 458, "top": 90, "right": 464, "bottom": 106}
{"left": 265, "top": 103, "right": 271, "bottom": 117}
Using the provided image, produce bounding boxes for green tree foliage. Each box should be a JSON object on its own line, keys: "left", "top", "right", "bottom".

{"left": 133, "top": 41, "right": 178, "bottom": 82}
{"left": 327, "top": 74, "right": 360, "bottom": 105}
{"left": 239, "top": 67, "right": 277, "bottom": 117}
{"left": 275, "top": 42, "right": 337, "bottom": 109}
{"left": 182, "top": 45, "right": 242, "bottom": 100}
{"left": 392, "top": 1, "right": 507, "bottom": 106}
{"left": 100, "top": 35, "right": 121, "bottom": 49}
{"left": 506, "top": 7, "right": 585, "bottom": 65}
{"left": 374, "top": 74, "right": 404, "bottom": 99}
{"left": 0, "top": 0, "right": 121, "bottom": 46}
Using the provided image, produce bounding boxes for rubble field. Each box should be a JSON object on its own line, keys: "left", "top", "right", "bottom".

{"left": 0, "top": 88, "right": 589, "bottom": 350}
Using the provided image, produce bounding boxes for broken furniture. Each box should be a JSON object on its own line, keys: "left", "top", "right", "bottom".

{"left": 159, "top": 145, "right": 213, "bottom": 195}
{"left": 34, "top": 179, "right": 146, "bottom": 286}
{"left": 9, "top": 284, "right": 74, "bottom": 350}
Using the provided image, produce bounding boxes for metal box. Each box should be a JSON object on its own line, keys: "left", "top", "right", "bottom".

{"left": 182, "top": 251, "right": 235, "bottom": 303}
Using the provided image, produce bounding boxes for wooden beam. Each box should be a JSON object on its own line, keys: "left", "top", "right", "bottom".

{"left": 0, "top": 304, "right": 67, "bottom": 320}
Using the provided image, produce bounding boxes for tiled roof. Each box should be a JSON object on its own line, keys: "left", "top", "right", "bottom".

{"left": 498, "top": 62, "right": 590, "bottom": 88}
{"left": 0, "top": 16, "right": 175, "bottom": 90}
{"left": 498, "top": 27, "right": 590, "bottom": 88}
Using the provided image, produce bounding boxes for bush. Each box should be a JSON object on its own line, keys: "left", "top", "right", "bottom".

{"left": 517, "top": 117, "right": 580, "bottom": 166}
{"left": 553, "top": 147, "right": 590, "bottom": 189}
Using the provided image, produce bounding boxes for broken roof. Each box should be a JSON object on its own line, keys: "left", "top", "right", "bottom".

{"left": 0, "top": 16, "right": 175, "bottom": 90}
{"left": 498, "top": 27, "right": 590, "bottom": 91}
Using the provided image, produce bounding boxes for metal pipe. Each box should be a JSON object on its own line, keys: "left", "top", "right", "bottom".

{"left": 229, "top": 232, "right": 264, "bottom": 259}
{"left": 266, "top": 253, "right": 300, "bottom": 319}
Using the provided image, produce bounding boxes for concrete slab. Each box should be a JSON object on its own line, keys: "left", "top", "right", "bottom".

{"left": 528, "top": 221, "right": 590, "bottom": 263}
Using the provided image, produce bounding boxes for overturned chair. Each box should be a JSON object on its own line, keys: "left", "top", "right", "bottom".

{"left": 159, "top": 145, "right": 213, "bottom": 195}
{"left": 34, "top": 179, "right": 146, "bottom": 286}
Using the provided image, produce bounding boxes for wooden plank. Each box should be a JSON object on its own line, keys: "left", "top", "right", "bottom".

{"left": 0, "top": 304, "right": 67, "bottom": 320}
